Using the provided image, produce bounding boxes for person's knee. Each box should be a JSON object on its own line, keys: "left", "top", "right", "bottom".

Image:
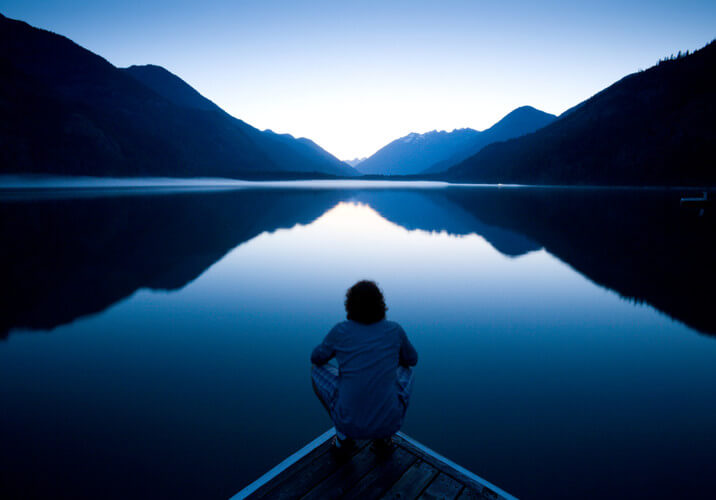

{"left": 311, "top": 365, "right": 321, "bottom": 384}
{"left": 397, "top": 366, "right": 413, "bottom": 378}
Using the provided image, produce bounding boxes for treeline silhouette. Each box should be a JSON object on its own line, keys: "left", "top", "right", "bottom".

{"left": 444, "top": 41, "right": 716, "bottom": 186}
{"left": 0, "top": 14, "right": 355, "bottom": 179}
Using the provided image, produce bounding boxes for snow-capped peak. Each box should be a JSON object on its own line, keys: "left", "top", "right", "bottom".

{"left": 402, "top": 132, "right": 421, "bottom": 143}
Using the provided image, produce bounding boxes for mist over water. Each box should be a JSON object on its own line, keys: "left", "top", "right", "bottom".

{"left": 1, "top": 185, "right": 715, "bottom": 499}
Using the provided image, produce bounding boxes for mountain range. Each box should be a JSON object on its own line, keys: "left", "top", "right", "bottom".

{"left": 354, "top": 106, "right": 556, "bottom": 175}
{"left": 1, "top": 12, "right": 713, "bottom": 186}
{"left": 345, "top": 157, "right": 367, "bottom": 167}
{"left": 443, "top": 42, "right": 716, "bottom": 185}
{"left": 0, "top": 14, "right": 357, "bottom": 178}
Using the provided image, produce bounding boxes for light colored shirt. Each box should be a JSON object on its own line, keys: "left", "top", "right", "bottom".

{"left": 311, "top": 319, "right": 418, "bottom": 438}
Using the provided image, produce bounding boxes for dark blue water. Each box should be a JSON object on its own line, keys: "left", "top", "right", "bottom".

{"left": 1, "top": 183, "right": 715, "bottom": 499}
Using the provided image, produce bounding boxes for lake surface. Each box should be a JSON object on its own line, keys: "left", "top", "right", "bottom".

{"left": 1, "top": 183, "right": 715, "bottom": 499}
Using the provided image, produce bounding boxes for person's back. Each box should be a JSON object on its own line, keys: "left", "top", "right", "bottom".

{"left": 311, "top": 280, "right": 418, "bottom": 451}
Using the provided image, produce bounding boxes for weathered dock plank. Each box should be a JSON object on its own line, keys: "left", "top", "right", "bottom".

{"left": 380, "top": 460, "right": 439, "bottom": 499}
{"left": 457, "top": 488, "right": 498, "bottom": 500}
{"left": 230, "top": 428, "right": 517, "bottom": 500}
{"left": 342, "top": 447, "right": 418, "bottom": 500}
{"left": 419, "top": 473, "right": 464, "bottom": 499}
{"left": 394, "top": 433, "right": 512, "bottom": 500}
{"left": 456, "top": 488, "right": 491, "bottom": 500}
{"left": 248, "top": 438, "right": 333, "bottom": 499}
{"left": 253, "top": 439, "right": 369, "bottom": 499}
{"left": 301, "top": 445, "right": 382, "bottom": 499}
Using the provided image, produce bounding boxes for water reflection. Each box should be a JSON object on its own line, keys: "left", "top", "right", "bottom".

{"left": 2, "top": 185, "right": 716, "bottom": 500}
{"left": 1, "top": 186, "right": 714, "bottom": 337}
{"left": 0, "top": 190, "right": 344, "bottom": 335}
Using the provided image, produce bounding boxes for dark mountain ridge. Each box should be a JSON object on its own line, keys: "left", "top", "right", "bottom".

{"left": 122, "top": 64, "right": 223, "bottom": 112}
{"left": 0, "top": 14, "right": 356, "bottom": 178}
{"left": 355, "top": 128, "right": 480, "bottom": 175}
{"left": 444, "top": 41, "right": 716, "bottom": 185}
{"left": 424, "top": 106, "right": 557, "bottom": 173}
{"left": 355, "top": 106, "right": 556, "bottom": 175}
{"left": 122, "top": 64, "right": 357, "bottom": 176}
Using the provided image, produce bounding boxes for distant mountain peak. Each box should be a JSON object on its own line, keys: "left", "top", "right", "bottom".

{"left": 345, "top": 157, "right": 367, "bottom": 167}
{"left": 355, "top": 106, "right": 556, "bottom": 176}
{"left": 127, "top": 63, "right": 166, "bottom": 72}
{"left": 509, "top": 105, "right": 540, "bottom": 113}
{"left": 444, "top": 41, "right": 716, "bottom": 185}
{"left": 401, "top": 132, "right": 422, "bottom": 143}
{"left": 490, "top": 105, "right": 556, "bottom": 128}
{"left": 122, "top": 64, "right": 221, "bottom": 112}
{"left": 263, "top": 129, "right": 296, "bottom": 139}
{"left": 399, "top": 129, "right": 465, "bottom": 144}
{"left": 0, "top": 13, "right": 358, "bottom": 179}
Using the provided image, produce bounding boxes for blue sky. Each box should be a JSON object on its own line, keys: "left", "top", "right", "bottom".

{"left": 3, "top": 1, "right": 715, "bottom": 159}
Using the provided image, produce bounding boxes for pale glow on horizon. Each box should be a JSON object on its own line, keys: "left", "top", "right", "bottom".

{"left": 3, "top": 0, "right": 716, "bottom": 159}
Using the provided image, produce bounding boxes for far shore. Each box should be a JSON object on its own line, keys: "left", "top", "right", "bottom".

{"left": 0, "top": 175, "right": 713, "bottom": 194}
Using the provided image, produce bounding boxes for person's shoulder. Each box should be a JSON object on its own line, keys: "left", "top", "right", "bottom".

{"left": 382, "top": 320, "right": 406, "bottom": 334}
{"left": 329, "top": 320, "right": 352, "bottom": 334}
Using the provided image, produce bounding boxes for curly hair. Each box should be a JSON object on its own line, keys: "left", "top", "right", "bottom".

{"left": 345, "top": 280, "right": 387, "bottom": 324}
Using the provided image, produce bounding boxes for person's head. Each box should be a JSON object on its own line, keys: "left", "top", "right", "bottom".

{"left": 345, "top": 280, "right": 387, "bottom": 325}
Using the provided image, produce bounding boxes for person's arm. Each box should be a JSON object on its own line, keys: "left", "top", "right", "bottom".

{"left": 398, "top": 326, "right": 418, "bottom": 367}
{"left": 311, "top": 326, "right": 339, "bottom": 366}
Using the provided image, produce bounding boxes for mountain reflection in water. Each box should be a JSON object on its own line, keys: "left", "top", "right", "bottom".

{"left": 1, "top": 186, "right": 714, "bottom": 337}
{"left": 2, "top": 184, "right": 716, "bottom": 500}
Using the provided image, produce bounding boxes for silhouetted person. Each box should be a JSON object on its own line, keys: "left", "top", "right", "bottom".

{"left": 311, "top": 280, "right": 418, "bottom": 456}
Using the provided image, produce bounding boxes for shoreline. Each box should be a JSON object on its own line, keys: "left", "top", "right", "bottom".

{"left": 0, "top": 175, "right": 714, "bottom": 193}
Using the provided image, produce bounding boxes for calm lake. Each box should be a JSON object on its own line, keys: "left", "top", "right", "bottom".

{"left": 1, "top": 182, "right": 715, "bottom": 499}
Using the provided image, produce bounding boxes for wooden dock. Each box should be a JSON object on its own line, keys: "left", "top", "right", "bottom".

{"left": 231, "top": 428, "right": 516, "bottom": 500}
